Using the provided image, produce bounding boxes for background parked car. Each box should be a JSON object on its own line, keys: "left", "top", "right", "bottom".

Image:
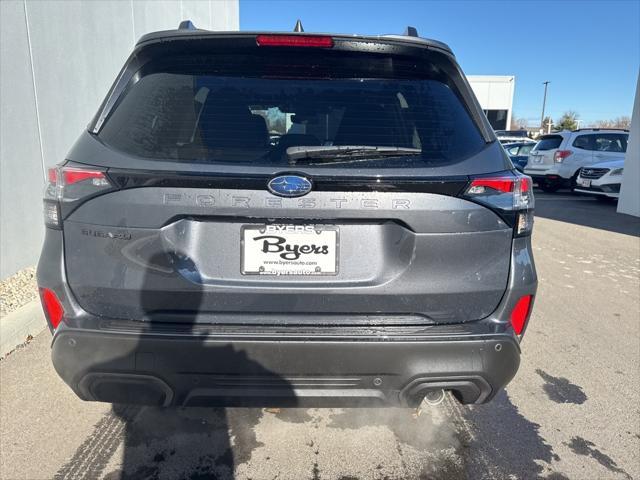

{"left": 503, "top": 141, "right": 536, "bottom": 172}
{"left": 495, "top": 130, "right": 534, "bottom": 144}
{"left": 524, "top": 129, "right": 628, "bottom": 192}
{"left": 574, "top": 159, "right": 625, "bottom": 201}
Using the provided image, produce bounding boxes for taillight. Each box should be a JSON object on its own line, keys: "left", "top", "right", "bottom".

{"left": 62, "top": 168, "right": 110, "bottom": 186}
{"left": 39, "top": 288, "right": 65, "bottom": 330}
{"left": 256, "top": 34, "right": 334, "bottom": 48}
{"left": 464, "top": 174, "right": 534, "bottom": 237}
{"left": 43, "top": 165, "right": 113, "bottom": 228}
{"left": 510, "top": 295, "right": 533, "bottom": 336}
{"left": 554, "top": 150, "right": 572, "bottom": 163}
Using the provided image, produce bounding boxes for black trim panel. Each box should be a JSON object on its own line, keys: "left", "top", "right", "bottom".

{"left": 106, "top": 169, "right": 469, "bottom": 196}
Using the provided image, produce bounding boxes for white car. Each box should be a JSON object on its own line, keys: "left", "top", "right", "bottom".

{"left": 574, "top": 159, "right": 624, "bottom": 200}
{"left": 498, "top": 136, "right": 535, "bottom": 144}
{"left": 495, "top": 130, "right": 535, "bottom": 144}
{"left": 524, "top": 129, "right": 628, "bottom": 192}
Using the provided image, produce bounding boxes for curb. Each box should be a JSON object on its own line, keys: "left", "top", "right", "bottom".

{"left": 0, "top": 300, "right": 47, "bottom": 358}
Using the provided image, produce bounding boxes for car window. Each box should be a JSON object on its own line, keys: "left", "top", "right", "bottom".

{"left": 534, "top": 135, "right": 563, "bottom": 151}
{"left": 594, "top": 134, "right": 628, "bottom": 152}
{"left": 519, "top": 144, "right": 533, "bottom": 155}
{"left": 98, "top": 53, "right": 487, "bottom": 168}
{"left": 506, "top": 145, "right": 520, "bottom": 155}
{"left": 572, "top": 135, "right": 592, "bottom": 150}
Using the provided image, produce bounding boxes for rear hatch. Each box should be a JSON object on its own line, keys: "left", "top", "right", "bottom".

{"left": 526, "top": 134, "right": 565, "bottom": 172}
{"left": 58, "top": 33, "right": 523, "bottom": 326}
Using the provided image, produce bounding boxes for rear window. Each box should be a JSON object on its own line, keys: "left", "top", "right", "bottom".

{"left": 534, "top": 135, "right": 563, "bottom": 151}
{"left": 98, "top": 53, "right": 486, "bottom": 168}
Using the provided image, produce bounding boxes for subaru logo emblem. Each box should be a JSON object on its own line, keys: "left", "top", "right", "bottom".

{"left": 267, "top": 175, "right": 312, "bottom": 197}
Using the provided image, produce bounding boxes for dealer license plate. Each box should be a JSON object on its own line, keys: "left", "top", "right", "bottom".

{"left": 577, "top": 178, "right": 591, "bottom": 188}
{"left": 241, "top": 225, "right": 338, "bottom": 275}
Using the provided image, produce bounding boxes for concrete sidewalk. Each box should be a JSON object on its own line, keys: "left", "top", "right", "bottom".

{"left": 0, "top": 301, "right": 46, "bottom": 358}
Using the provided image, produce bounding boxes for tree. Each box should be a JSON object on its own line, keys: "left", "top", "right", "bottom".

{"left": 555, "top": 111, "right": 579, "bottom": 131}
{"left": 592, "top": 116, "right": 631, "bottom": 129}
{"left": 510, "top": 114, "right": 528, "bottom": 130}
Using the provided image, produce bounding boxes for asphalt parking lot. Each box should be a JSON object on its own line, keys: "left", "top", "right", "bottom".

{"left": 1, "top": 192, "right": 639, "bottom": 480}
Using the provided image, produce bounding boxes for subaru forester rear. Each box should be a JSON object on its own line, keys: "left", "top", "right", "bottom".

{"left": 37, "top": 24, "right": 537, "bottom": 407}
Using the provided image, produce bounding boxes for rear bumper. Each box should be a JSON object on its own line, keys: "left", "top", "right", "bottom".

{"left": 525, "top": 171, "right": 570, "bottom": 187}
{"left": 51, "top": 323, "right": 521, "bottom": 407}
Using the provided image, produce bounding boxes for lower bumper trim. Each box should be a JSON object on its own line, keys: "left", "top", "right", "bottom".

{"left": 52, "top": 327, "right": 520, "bottom": 407}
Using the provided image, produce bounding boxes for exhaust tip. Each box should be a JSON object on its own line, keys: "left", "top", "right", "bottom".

{"left": 423, "top": 389, "right": 446, "bottom": 406}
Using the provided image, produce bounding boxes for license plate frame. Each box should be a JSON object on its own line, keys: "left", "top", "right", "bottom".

{"left": 241, "top": 224, "right": 339, "bottom": 276}
{"left": 577, "top": 178, "right": 591, "bottom": 188}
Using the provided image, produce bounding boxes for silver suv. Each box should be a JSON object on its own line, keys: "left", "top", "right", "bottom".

{"left": 524, "top": 129, "right": 629, "bottom": 192}
{"left": 37, "top": 24, "right": 537, "bottom": 408}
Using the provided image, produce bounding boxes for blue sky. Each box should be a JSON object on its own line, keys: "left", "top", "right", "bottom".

{"left": 240, "top": 0, "right": 639, "bottom": 125}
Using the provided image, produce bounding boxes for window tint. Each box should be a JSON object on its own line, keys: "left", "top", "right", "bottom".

{"left": 485, "top": 110, "right": 508, "bottom": 130}
{"left": 572, "top": 135, "right": 592, "bottom": 150}
{"left": 534, "top": 135, "right": 563, "bottom": 151}
{"left": 519, "top": 144, "right": 533, "bottom": 155}
{"left": 506, "top": 145, "right": 520, "bottom": 155}
{"left": 594, "top": 134, "right": 628, "bottom": 152}
{"left": 98, "top": 54, "right": 486, "bottom": 168}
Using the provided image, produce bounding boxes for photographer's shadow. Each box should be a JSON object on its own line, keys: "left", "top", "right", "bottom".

{"left": 104, "top": 252, "right": 296, "bottom": 479}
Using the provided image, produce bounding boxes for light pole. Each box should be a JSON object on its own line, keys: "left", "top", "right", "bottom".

{"left": 540, "top": 81, "right": 550, "bottom": 133}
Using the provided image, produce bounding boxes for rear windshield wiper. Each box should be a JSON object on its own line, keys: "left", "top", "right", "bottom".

{"left": 286, "top": 145, "right": 422, "bottom": 165}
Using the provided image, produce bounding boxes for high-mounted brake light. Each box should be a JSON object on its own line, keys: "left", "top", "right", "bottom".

{"left": 256, "top": 34, "right": 334, "bottom": 48}
{"left": 39, "top": 287, "right": 65, "bottom": 330}
{"left": 510, "top": 295, "right": 533, "bottom": 336}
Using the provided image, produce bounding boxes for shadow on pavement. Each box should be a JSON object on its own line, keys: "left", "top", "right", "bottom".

{"left": 460, "top": 390, "right": 568, "bottom": 480}
{"left": 54, "top": 252, "right": 294, "bottom": 480}
{"left": 533, "top": 190, "right": 640, "bottom": 237}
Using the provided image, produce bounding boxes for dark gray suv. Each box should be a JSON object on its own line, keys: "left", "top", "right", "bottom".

{"left": 37, "top": 24, "right": 537, "bottom": 407}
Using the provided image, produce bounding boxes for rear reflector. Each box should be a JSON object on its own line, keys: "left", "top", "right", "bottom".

{"left": 256, "top": 34, "right": 334, "bottom": 48}
{"left": 510, "top": 295, "right": 533, "bottom": 335}
{"left": 39, "top": 288, "right": 64, "bottom": 329}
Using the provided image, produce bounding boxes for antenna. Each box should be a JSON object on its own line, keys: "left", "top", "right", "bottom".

{"left": 294, "top": 19, "right": 304, "bottom": 32}
{"left": 404, "top": 26, "right": 418, "bottom": 37}
{"left": 178, "top": 20, "right": 196, "bottom": 30}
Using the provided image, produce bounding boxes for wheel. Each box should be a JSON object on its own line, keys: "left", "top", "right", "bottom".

{"left": 539, "top": 181, "right": 560, "bottom": 193}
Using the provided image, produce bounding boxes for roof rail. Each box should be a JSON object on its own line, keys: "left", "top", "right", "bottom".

{"left": 572, "top": 128, "right": 629, "bottom": 132}
{"left": 404, "top": 26, "right": 419, "bottom": 37}
{"left": 178, "top": 20, "right": 196, "bottom": 30}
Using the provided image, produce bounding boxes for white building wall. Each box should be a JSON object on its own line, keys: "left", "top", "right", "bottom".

{"left": 0, "top": 0, "right": 239, "bottom": 279}
{"left": 617, "top": 72, "right": 640, "bottom": 217}
{"left": 467, "top": 75, "right": 515, "bottom": 129}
